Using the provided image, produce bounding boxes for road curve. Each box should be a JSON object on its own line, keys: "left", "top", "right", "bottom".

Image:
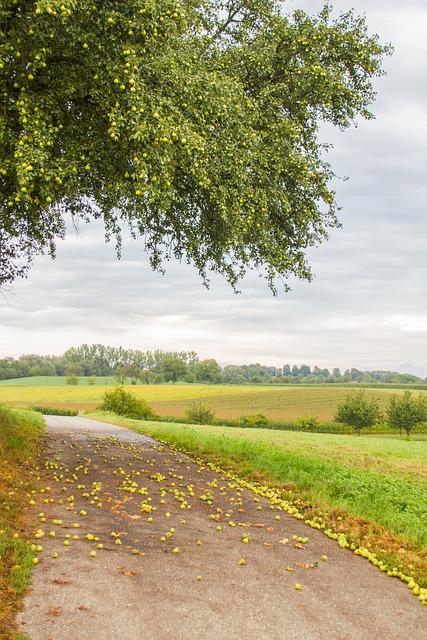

{"left": 18, "top": 416, "right": 425, "bottom": 640}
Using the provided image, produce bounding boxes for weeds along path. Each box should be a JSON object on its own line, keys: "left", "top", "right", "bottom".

{"left": 19, "top": 416, "right": 425, "bottom": 640}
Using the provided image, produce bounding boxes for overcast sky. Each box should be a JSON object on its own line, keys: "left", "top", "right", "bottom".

{"left": 1, "top": 0, "right": 426, "bottom": 375}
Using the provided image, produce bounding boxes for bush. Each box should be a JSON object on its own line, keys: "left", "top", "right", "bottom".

{"left": 32, "top": 406, "right": 78, "bottom": 417}
{"left": 240, "top": 414, "right": 269, "bottom": 428}
{"left": 87, "top": 376, "right": 96, "bottom": 385}
{"left": 294, "top": 416, "right": 320, "bottom": 431}
{"left": 66, "top": 375, "right": 79, "bottom": 385}
{"left": 184, "top": 401, "right": 215, "bottom": 424}
{"left": 269, "top": 419, "right": 353, "bottom": 434}
{"left": 101, "top": 387, "right": 155, "bottom": 420}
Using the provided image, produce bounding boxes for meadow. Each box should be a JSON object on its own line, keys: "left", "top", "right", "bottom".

{"left": 1, "top": 379, "right": 425, "bottom": 421}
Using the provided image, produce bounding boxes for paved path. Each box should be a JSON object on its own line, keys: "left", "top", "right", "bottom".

{"left": 18, "top": 416, "right": 425, "bottom": 639}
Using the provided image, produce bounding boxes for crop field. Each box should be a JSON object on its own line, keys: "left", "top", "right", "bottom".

{"left": 0, "top": 375, "right": 116, "bottom": 386}
{"left": 0, "top": 380, "right": 426, "bottom": 421}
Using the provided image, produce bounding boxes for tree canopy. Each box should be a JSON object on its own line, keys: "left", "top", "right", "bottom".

{"left": 386, "top": 391, "right": 427, "bottom": 437}
{"left": 0, "top": 0, "right": 390, "bottom": 289}
{"left": 335, "top": 390, "right": 381, "bottom": 435}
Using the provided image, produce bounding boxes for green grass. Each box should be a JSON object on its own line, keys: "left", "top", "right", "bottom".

{"left": 1, "top": 381, "right": 426, "bottom": 422}
{"left": 90, "top": 411, "right": 427, "bottom": 585}
{"left": 0, "top": 406, "right": 45, "bottom": 639}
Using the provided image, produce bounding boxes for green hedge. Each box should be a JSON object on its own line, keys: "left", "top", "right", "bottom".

{"left": 147, "top": 413, "right": 427, "bottom": 435}
{"left": 32, "top": 406, "right": 78, "bottom": 416}
{"left": 149, "top": 414, "right": 353, "bottom": 434}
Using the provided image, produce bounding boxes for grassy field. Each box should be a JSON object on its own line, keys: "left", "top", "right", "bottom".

{"left": 91, "top": 411, "right": 427, "bottom": 587}
{"left": 1, "top": 381, "right": 426, "bottom": 421}
{"left": 0, "top": 407, "right": 45, "bottom": 639}
{"left": 0, "top": 375, "right": 116, "bottom": 386}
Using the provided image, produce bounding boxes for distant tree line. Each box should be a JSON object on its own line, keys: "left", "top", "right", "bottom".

{"left": 0, "top": 344, "right": 425, "bottom": 385}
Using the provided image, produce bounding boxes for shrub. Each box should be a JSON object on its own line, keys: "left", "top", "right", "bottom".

{"left": 66, "top": 375, "right": 79, "bottom": 385}
{"left": 240, "top": 414, "right": 269, "bottom": 428}
{"left": 335, "top": 390, "right": 381, "bottom": 435}
{"left": 101, "top": 387, "right": 155, "bottom": 420}
{"left": 32, "top": 406, "right": 78, "bottom": 417}
{"left": 294, "top": 416, "right": 320, "bottom": 431}
{"left": 184, "top": 401, "right": 215, "bottom": 424}
{"left": 87, "top": 376, "right": 96, "bottom": 385}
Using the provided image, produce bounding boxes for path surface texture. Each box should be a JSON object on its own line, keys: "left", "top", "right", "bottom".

{"left": 18, "top": 416, "right": 425, "bottom": 640}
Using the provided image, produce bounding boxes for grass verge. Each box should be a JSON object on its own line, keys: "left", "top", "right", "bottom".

{"left": 90, "top": 411, "right": 427, "bottom": 597}
{"left": 0, "top": 406, "right": 45, "bottom": 639}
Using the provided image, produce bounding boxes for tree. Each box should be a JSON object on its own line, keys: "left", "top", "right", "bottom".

{"left": 386, "top": 391, "right": 427, "bottom": 437}
{"left": 65, "top": 364, "right": 82, "bottom": 377}
{"left": 139, "top": 370, "right": 158, "bottom": 385}
{"left": 115, "top": 365, "right": 128, "bottom": 385}
{"left": 0, "top": 1, "right": 390, "bottom": 290}
{"left": 124, "top": 364, "right": 140, "bottom": 385}
{"left": 195, "top": 359, "right": 222, "bottom": 384}
{"left": 161, "top": 355, "right": 188, "bottom": 383}
{"left": 299, "top": 365, "right": 311, "bottom": 378}
{"left": 335, "top": 391, "right": 381, "bottom": 435}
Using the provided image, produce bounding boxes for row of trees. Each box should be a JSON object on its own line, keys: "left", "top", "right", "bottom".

{"left": 0, "top": 344, "right": 426, "bottom": 385}
{"left": 336, "top": 391, "right": 427, "bottom": 437}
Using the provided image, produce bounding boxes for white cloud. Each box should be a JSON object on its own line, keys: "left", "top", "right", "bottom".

{"left": 1, "top": 1, "right": 426, "bottom": 376}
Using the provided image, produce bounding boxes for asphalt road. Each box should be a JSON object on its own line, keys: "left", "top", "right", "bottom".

{"left": 18, "top": 416, "right": 426, "bottom": 639}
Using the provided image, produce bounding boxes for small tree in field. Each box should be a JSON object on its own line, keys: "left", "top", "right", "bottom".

{"left": 115, "top": 366, "right": 128, "bottom": 385}
{"left": 87, "top": 376, "right": 96, "bottom": 386}
{"left": 386, "top": 391, "right": 427, "bottom": 438}
{"left": 335, "top": 390, "right": 381, "bottom": 435}
{"left": 66, "top": 375, "right": 78, "bottom": 385}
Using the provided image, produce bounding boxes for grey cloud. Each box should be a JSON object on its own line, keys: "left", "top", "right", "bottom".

{"left": 1, "top": 1, "right": 426, "bottom": 375}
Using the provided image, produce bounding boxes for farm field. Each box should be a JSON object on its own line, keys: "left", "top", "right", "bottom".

{"left": 0, "top": 380, "right": 426, "bottom": 421}
{"left": 0, "top": 375, "right": 116, "bottom": 386}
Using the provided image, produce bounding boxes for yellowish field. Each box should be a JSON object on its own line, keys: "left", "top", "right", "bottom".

{"left": 0, "top": 383, "right": 424, "bottom": 421}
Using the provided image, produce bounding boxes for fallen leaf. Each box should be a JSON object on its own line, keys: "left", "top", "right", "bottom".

{"left": 117, "top": 567, "right": 138, "bottom": 577}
